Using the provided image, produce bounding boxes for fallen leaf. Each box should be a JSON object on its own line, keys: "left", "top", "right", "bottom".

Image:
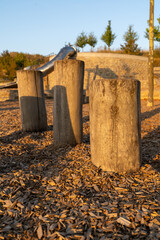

{"left": 117, "top": 217, "right": 132, "bottom": 227}
{"left": 55, "top": 175, "right": 61, "bottom": 183}
{"left": 3, "top": 200, "right": 12, "bottom": 208}
{"left": 37, "top": 224, "right": 43, "bottom": 239}
{"left": 48, "top": 180, "right": 56, "bottom": 186}
{"left": 93, "top": 184, "right": 100, "bottom": 192}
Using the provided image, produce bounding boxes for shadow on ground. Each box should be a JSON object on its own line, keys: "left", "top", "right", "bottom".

{"left": 141, "top": 107, "right": 160, "bottom": 121}
{"left": 141, "top": 126, "right": 160, "bottom": 172}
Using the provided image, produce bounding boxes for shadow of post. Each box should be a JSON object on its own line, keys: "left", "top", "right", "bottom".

{"left": 142, "top": 126, "right": 160, "bottom": 172}
{"left": 53, "top": 85, "right": 82, "bottom": 146}
{"left": 86, "top": 67, "right": 118, "bottom": 82}
{"left": 141, "top": 108, "right": 160, "bottom": 121}
{"left": 20, "top": 96, "right": 47, "bottom": 132}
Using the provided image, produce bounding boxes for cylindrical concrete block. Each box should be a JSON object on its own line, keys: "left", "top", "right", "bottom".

{"left": 17, "top": 70, "right": 47, "bottom": 132}
{"left": 89, "top": 78, "right": 141, "bottom": 173}
{"left": 53, "top": 59, "right": 84, "bottom": 145}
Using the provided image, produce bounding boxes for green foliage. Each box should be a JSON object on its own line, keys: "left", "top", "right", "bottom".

{"left": 87, "top": 32, "right": 97, "bottom": 51}
{"left": 0, "top": 50, "right": 47, "bottom": 81}
{"left": 101, "top": 20, "right": 116, "bottom": 50}
{"left": 14, "top": 52, "right": 27, "bottom": 70}
{"left": 120, "top": 25, "right": 140, "bottom": 54}
{"left": 75, "top": 32, "right": 88, "bottom": 51}
{"left": 144, "top": 18, "right": 160, "bottom": 42}
{"left": 0, "top": 50, "right": 16, "bottom": 80}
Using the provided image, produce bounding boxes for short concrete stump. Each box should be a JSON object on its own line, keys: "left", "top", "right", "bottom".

{"left": 89, "top": 78, "right": 141, "bottom": 173}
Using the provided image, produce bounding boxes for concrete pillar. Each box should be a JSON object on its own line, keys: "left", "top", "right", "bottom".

{"left": 53, "top": 59, "right": 84, "bottom": 146}
{"left": 89, "top": 78, "right": 141, "bottom": 173}
{"left": 17, "top": 70, "right": 47, "bottom": 132}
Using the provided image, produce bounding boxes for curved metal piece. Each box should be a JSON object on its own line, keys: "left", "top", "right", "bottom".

{"left": 36, "top": 46, "right": 77, "bottom": 77}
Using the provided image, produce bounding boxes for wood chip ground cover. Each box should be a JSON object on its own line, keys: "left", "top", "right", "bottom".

{"left": 0, "top": 99, "right": 159, "bottom": 239}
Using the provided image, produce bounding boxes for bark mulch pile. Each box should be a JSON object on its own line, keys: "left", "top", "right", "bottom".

{"left": 0, "top": 99, "right": 160, "bottom": 240}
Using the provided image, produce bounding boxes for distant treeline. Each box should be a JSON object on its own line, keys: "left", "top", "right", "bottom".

{"left": 1, "top": 46, "right": 160, "bottom": 82}
{"left": 0, "top": 50, "right": 48, "bottom": 81}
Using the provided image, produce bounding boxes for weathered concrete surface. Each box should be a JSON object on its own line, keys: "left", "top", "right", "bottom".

{"left": 17, "top": 70, "right": 47, "bottom": 132}
{"left": 89, "top": 78, "right": 141, "bottom": 173}
{"left": 46, "top": 53, "right": 158, "bottom": 100}
{"left": 53, "top": 59, "right": 84, "bottom": 146}
{"left": 77, "top": 53, "right": 150, "bottom": 100}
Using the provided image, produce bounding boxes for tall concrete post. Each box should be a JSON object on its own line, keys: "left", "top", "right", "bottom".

{"left": 53, "top": 59, "right": 84, "bottom": 146}
{"left": 89, "top": 78, "right": 141, "bottom": 173}
{"left": 17, "top": 70, "right": 47, "bottom": 132}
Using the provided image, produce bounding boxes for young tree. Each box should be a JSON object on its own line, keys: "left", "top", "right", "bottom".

{"left": 144, "top": 17, "right": 160, "bottom": 43}
{"left": 14, "top": 52, "right": 27, "bottom": 70}
{"left": 75, "top": 32, "right": 88, "bottom": 51}
{"left": 0, "top": 50, "right": 16, "bottom": 80}
{"left": 87, "top": 32, "right": 97, "bottom": 51}
{"left": 101, "top": 20, "right": 116, "bottom": 51}
{"left": 120, "top": 25, "right": 140, "bottom": 54}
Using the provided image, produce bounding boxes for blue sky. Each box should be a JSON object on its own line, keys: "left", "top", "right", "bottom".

{"left": 0, "top": 0, "right": 159, "bottom": 55}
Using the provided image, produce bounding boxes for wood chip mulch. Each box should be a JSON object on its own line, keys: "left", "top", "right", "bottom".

{"left": 0, "top": 99, "right": 160, "bottom": 240}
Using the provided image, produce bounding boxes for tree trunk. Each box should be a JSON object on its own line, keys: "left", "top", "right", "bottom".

{"left": 148, "top": 0, "right": 154, "bottom": 106}
{"left": 89, "top": 78, "right": 141, "bottom": 173}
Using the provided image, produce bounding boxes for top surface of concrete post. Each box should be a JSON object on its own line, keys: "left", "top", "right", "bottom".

{"left": 17, "top": 70, "right": 47, "bottom": 132}
{"left": 89, "top": 78, "right": 141, "bottom": 173}
{"left": 53, "top": 59, "right": 84, "bottom": 146}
